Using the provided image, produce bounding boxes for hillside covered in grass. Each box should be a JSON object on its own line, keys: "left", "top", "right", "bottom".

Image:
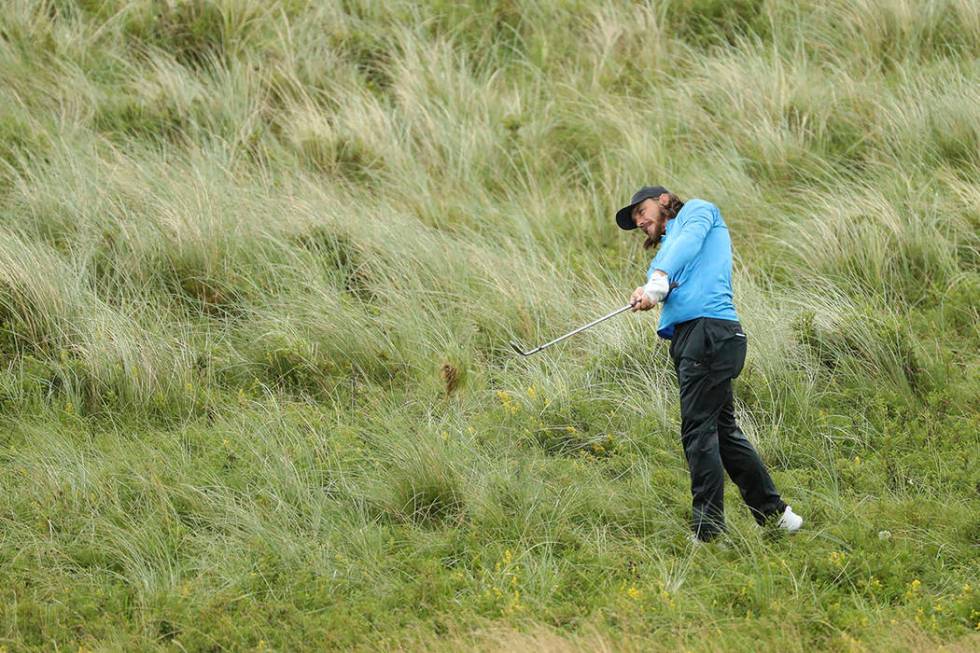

{"left": 1, "top": 1, "right": 978, "bottom": 650}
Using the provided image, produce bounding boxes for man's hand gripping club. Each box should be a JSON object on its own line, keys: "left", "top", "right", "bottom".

{"left": 630, "top": 270, "right": 669, "bottom": 312}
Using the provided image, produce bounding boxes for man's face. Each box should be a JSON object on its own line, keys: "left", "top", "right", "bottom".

{"left": 632, "top": 196, "right": 667, "bottom": 240}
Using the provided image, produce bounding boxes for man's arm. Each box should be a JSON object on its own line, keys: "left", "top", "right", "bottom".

{"left": 650, "top": 205, "right": 714, "bottom": 280}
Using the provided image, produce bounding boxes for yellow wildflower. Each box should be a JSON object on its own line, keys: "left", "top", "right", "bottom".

{"left": 905, "top": 579, "right": 922, "bottom": 600}
{"left": 504, "top": 590, "right": 523, "bottom": 614}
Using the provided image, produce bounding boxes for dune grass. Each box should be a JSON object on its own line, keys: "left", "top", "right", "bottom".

{"left": 0, "top": 1, "right": 978, "bottom": 650}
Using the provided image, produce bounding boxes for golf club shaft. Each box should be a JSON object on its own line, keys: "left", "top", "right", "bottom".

{"left": 521, "top": 303, "right": 633, "bottom": 355}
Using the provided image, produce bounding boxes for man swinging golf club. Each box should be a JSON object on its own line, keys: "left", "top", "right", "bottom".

{"left": 617, "top": 186, "right": 803, "bottom": 542}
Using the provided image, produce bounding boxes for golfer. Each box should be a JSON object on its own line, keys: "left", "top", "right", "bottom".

{"left": 617, "top": 186, "right": 803, "bottom": 542}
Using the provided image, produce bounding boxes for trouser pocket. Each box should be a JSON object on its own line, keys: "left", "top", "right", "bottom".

{"left": 705, "top": 320, "right": 747, "bottom": 379}
{"left": 670, "top": 319, "right": 709, "bottom": 364}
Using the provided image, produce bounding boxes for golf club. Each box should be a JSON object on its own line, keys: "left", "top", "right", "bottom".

{"left": 509, "top": 302, "right": 636, "bottom": 357}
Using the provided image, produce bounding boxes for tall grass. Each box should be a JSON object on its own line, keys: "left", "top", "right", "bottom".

{"left": 0, "top": 1, "right": 977, "bottom": 650}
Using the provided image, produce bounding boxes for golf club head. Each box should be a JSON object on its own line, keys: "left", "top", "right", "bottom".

{"left": 509, "top": 340, "right": 531, "bottom": 357}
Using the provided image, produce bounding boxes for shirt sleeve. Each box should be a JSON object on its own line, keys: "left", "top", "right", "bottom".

{"left": 653, "top": 206, "right": 714, "bottom": 279}
{"left": 646, "top": 246, "right": 666, "bottom": 281}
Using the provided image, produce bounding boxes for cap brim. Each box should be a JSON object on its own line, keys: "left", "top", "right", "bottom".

{"left": 616, "top": 204, "right": 638, "bottom": 230}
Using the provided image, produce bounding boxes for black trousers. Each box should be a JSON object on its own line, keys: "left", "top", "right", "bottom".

{"left": 669, "top": 318, "right": 786, "bottom": 540}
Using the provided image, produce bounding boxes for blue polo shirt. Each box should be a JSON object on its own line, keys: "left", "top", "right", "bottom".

{"left": 647, "top": 199, "right": 739, "bottom": 339}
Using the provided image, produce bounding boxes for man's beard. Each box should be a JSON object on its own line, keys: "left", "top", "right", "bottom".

{"left": 642, "top": 223, "right": 665, "bottom": 250}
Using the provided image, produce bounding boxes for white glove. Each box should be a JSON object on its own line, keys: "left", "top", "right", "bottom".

{"left": 642, "top": 274, "right": 670, "bottom": 304}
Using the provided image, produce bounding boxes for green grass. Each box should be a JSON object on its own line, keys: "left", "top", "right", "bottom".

{"left": 1, "top": 1, "right": 978, "bottom": 651}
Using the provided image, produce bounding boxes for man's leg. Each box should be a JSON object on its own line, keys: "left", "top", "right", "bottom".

{"left": 717, "top": 385, "right": 787, "bottom": 525}
{"left": 676, "top": 356, "right": 731, "bottom": 541}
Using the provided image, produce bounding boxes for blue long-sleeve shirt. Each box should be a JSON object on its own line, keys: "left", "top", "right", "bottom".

{"left": 646, "top": 199, "right": 739, "bottom": 339}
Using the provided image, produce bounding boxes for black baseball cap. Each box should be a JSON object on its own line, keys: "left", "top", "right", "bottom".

{"left": 615, "top": 185, "right": 669, "bottom": 230}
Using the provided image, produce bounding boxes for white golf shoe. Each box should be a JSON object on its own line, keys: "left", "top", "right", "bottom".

{"left": 776, "top": 506, "right": 803, "bottom": 533}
